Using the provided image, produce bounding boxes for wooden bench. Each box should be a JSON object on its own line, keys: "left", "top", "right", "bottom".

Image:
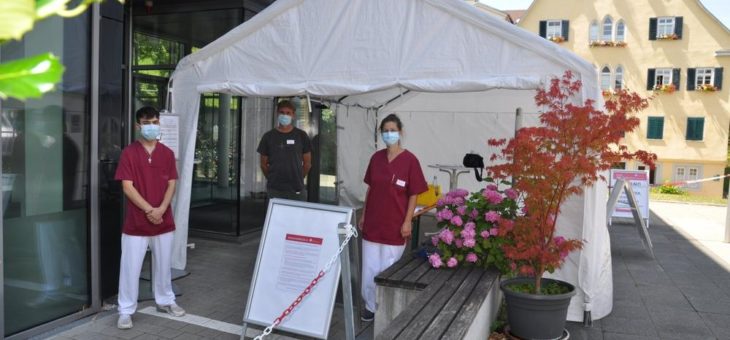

{"left": 374, "top": 254, "right": 502, "bottom": 339}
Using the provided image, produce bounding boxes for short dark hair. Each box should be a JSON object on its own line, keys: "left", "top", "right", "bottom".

{"left": 277, "top": 100, "right": 296, "bottom": 113}
{"left": 135, "top": 106, "right": 159, "bottom": 123}
{"left": 379, "top": 113, "right": 403, "bottom": 131}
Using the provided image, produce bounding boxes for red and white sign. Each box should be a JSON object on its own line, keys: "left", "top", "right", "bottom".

{"left": 610, "top": 169, "right": 650, "bottom": 224}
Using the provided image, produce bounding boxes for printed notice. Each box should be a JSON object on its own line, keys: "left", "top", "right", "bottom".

{"left": 610, "top": 169, "right": 650, "bottom": 223}
{"left": 159, "top": 113, "right": 179, "bottom": 158}
{"left": 276, "top": 234, "right": 324, "bottom": 293}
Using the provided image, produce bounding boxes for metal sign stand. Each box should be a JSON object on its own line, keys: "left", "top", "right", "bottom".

{"left": 241, "top": 222, "right": 356, "bottom": 340}
{"left": 607, "top": 179, "right": 654, "bottom": 258}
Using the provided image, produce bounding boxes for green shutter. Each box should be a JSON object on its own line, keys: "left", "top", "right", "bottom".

{"left": 686, "top": 117, "right": 704, "bottom": 141}
{"left": 648, "top": 117, "right": 664, "bottom": 139}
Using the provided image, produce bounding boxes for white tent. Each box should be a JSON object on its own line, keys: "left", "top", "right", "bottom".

{"left": 169, "top": 0, "right": 612, "bottom": 322}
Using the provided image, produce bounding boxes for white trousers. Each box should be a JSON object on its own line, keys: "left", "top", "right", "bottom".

{"left": 361, "top": 239, "right": 405, "bottom": 313}
{"left": 118, "top": 232, "right": 176, "bottom": 315}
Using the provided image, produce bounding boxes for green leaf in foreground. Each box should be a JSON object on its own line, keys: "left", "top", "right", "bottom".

{"left": 0, "top": 53, "right": 64, "bottom": 100}
{"left": 0, "top": 0, "right": 35, "bottom": 41}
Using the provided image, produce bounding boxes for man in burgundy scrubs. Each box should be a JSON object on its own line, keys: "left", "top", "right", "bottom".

{"left": 114, "top": 107, "right": 185, "bottom": 329}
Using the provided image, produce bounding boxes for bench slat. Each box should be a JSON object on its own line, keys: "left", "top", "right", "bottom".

{"left": 394, "top": 267, "right": 473, "bottom": 339}
{"left": 441, "top": 270, "right": 500, "bottom": 340}
{"left": 418, "top": 267, "right": 485, "bottom": 339}
{"left": 374, "top": 253, "right": 416, "bottom": 285}
{"left": 388, "top": 255, "right": 426, "bottom": 282}
{"left": 375, "top": 269, "right": 456, "bottom": 340}
{"left": 398, "top": 260, "right": 433, "bottom": 289}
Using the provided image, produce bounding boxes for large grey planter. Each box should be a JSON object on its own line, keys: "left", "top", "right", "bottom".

{"left": 500, "top": 277, "right": 576, "bottom": 340}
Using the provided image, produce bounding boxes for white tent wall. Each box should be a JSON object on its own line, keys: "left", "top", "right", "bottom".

{"left": 168, "top": 0, "right": 612, "bottom": 323}
{"left": 240, "top": 98, "right": 274, "bottom": 198}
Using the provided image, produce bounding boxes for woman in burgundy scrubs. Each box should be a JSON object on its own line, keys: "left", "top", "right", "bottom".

{"left": 358, "top": 113, "right": 427, "bottom": 322}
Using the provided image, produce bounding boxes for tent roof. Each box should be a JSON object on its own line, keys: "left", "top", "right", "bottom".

{"left": 170, "top": 0, "right": 598, "bottom": 108}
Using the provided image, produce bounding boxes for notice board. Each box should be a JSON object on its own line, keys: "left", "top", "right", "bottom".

{"left": 158, "top": 111, "right": 179, "bottom": 158}
{"left": 243, "top": 199, "right": 353, "bottom": 339}
{"left": 610, "top": 169, "right": 650, "bottom": 224}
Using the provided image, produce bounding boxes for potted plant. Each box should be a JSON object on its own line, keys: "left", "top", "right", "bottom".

{"left": 487, "top": 71, "right": 656, "bottom": 339}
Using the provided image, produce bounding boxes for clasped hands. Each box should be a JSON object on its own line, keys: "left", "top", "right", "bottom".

{"left": 145, "top": 207, "right": 164, "bottom": 225}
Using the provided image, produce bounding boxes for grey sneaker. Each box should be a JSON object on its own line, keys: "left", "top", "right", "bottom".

{"left": 157, "top": 303, "right": 186, "bottom": 317}
{"left": 117, "top": 314, "right": 133, "bottom": 329}
{"left": 361, "top": 309, "right": 374, "bottom": 322}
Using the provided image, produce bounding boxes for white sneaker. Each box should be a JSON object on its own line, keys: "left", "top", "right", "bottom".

{"left": 117, "top": 314, "right": 133, "bottom": 329}
{"left": 157, "top": 303, "right": 186, "bottom": 317}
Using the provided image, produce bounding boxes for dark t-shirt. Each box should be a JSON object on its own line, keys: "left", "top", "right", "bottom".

{"left": 257, "top": 128, "right": 312, "bottom": 192}
{"left": 115, "top": 141, "right": 178, "bottom": 236}
{"left": 363, "top": 149, "right": 428, "bottom": 245}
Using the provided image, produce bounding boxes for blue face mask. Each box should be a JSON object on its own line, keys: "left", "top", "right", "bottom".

{"left": 381, "top": 131, "right": 400, "bottom": 146}
{"left": 278, "top": 114, "right": 292, "bottom": 126}
{"left": 140, "top": 124, "right": 161, "bottom": 141}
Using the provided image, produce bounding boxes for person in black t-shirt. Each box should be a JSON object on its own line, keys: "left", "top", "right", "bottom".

{"left": 257, "top": 100, "right": 312, "bottom": 201}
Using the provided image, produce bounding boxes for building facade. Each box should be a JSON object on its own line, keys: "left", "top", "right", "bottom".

{"left": 518, "top": 0, "right": 730, "bottom": 197}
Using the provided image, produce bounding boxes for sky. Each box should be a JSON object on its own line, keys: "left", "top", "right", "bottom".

{"left": 479, "top": 0, "right": 730, "bottom": 30}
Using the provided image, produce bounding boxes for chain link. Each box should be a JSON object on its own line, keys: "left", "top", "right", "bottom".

{"left": 253, "top": 224, "right": 358, "bottom": 340}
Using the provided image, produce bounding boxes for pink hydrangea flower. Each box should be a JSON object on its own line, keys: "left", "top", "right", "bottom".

{"left": 480, "top": 230, "right": 490, "bottom": 238}
{"left": 431, "top": 235, "right": 439, "bottom": 246}
{"left": 439, "top": 208, "right": 454, "bottom": 221}
{"left": 436, "top": 198, "right": 446, "bottom": 207}
{"left": 485, "top": 190, "right": 503, "bottom": 204}
{"left": 455, "top": 238, "right": 463, "bottom": 248}
{"left": 449, "top": 188, "right": 469, "bottom": 198}
{"left": 487, "top": 184, "right": 498, "bottom": 191}
{"left": 463, "top": 238, "right": 476, "bottom": 248}
{"left": 456, "top": 205, "right": 467, "bottom": 216}
{"left": 470, "top": 209, "right": 479, "bottom": 219}
{"left": 429, "top": 253, "right": 443, "bottom": 268}
{"left": 505, "top": 188, "right": 518, "bottom": 200}
{"left": 466, "top": 252, "right": 478, "bottom": 263}
{"left": 447, "top": 257, "right": 458, "bottom": 268}
{"left": 490, "top": 227, "right": 499, "bottom": 236}
{"left": 450, "top": 215, "right": 463, "bottom": 227}
{"left": 484, "top": 211, "right": 500, "bottom": 223}
{"left": 464, "top": 222, "right": 476, "bottom": 230}
{"left": 461, "top": 228, "right": 476, "bottom": 239}
{"left": 453, "top": 197, "right": 465, "bottom": 205}
{"left": 444, "top": 195, "right": 455, "bottom": 205}
{"left": 439, "top": 228, "right": 454, "bottom": 245}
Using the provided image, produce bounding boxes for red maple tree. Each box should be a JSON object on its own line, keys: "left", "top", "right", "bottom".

{"left": 488, "top": 71, "right": 656, "bottom": 293}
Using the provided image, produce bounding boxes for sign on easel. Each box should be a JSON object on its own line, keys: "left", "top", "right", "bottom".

{"left": 243, "top": 199, "right": 354, "bottom": 339}
{"left": 609, "top": 169, "right": 650, "bottom": 227}
{"left": 607, "top": 179, "right": 654, "bottom": 258}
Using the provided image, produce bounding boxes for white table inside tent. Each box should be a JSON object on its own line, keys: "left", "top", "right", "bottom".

{"left": 428, "top": 164, "right": 472, "bottom": 192}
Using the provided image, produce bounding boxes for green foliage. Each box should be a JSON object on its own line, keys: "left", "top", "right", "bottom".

{"left": 0, "top": 52, "right": 64, "bottom": 99}
{"left": 658, "top": 182, "right": 685, "bottom": 195}
{"left": 0, "top": 0, "right": 122, "bottom": 101}
{"left": 505, "top": 281, "right": 571, "bottom": 295}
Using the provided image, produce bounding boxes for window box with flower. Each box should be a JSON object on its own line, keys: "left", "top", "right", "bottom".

{"left": 589, "top": 40, "right": 626, "bottom": 48}
{"left": 548, "top": 35, "right": 565, "bottom": 43}
{"left": 697, "top": 84, "right": 717, "bottom": 92}
{"left": 657, "top": 33, "right": 679, "bottom": 40}
{"left": 653, "top": 83, "right": 676, "bottom": 94}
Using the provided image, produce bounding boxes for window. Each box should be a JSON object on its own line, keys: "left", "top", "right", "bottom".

{"left": 601, "top": 66, "right": 612, "bottom": 90}
{"left": 686, "top": 117, "right": 704, "bottom": 141}
{"left": 615, "top": 66, "right": 624, "bottom": 90}
{"left": 657, "top": 17, "right": 675, "bottom": 37}
{"left": 674, "top": 165, "right": 701, "bottom": 189}
{"left": 611, "top": 162, "right": 626, "bottom": 169}
{"left": 647, "top": 117, "right": 664, "bottom": 139}
{"left": 589, "top": 21, "right": 599, "bottom": 42}
{"left": 602, "top": 16, "right": 613, "bottom": 41}
{"left": 547, "top": 20, "right": 562, "bottom": 39}
{"left": 695, "top": 68, "right": 714, "bottom": 87}
{"left": 655, "top": 68, "right": 672, "bottom": 86}
{"left": 616, "top": 20, "right": 626, "bottom": 42}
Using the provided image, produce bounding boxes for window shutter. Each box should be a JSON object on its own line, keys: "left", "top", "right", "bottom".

{"left": 715, "top": 67, "right": 723, "bottom": 90}
{"left": 686, "top": 119, "right": 695, "bottom": 140}
{"left": 657, "top": 118, "right": 665, "bottom": 139}
{"left": 647, "top": 68, "right": 656, "bottom": 90}
{"left": 675, "top": 16, "right": 683, "bottom": 39}
{"left": 687, "top": 68, "right": 696, "bottom": 91}
{"left": 672, "top": 68, "right": 681, "bottom": 91}
{"left": 649, "top": 17, "right": 657, "bottom": 40}
{"left": 562, "top": 20, "right": 570, "bottom": 41}
{"left": 687, "top": 118, "right": 704, "bottom": 141}
{"left": 539, "top": 21, "right": 547, "bottom": 38}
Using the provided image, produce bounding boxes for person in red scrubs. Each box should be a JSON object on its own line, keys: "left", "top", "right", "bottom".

{"left": 358, "top": 113, "right": 427, "bottom": 322}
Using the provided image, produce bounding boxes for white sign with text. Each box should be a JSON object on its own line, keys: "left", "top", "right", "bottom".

{"left": 159, "top": 112, "right": 179, "bottom": 158}
{"left": 610, "top": 169, "right": 650, "bottom": 225}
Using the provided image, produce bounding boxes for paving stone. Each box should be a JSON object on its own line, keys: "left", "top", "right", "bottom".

{"left": 648, "top": 308, "right": 716, "bottom": 339}
{"left": 700, "top": 312, "right": 730, "bottom": 339}
{"left": 603, "top": 331, "right": 660, "bottom": 340}
{"left": 601, "top": 316, "right": 658, "bottom": 337}
{"left": 565, "top": 322, "right": 603, "bottom": 340}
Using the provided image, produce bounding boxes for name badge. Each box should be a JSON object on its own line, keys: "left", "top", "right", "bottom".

{"left": 287, "top": 139, "right": 295, "bottom": 145}
{"left": 396, "top": 179, "right": 406, "bottom": 187}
